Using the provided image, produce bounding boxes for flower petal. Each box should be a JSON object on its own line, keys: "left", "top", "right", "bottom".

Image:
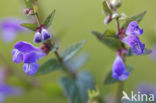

{"left": 41, "top": 29, "right": 51, "bottom": 40}
{"left": 0, "top": 18, "right": 26, "bottom": 31}
{"left": 1, "top": 28, "right": 17, "bottom": 43}
{"left": 112, "top": 56, "right": 130, "bottom": 81}
{"left": 23, "top": 52, "right": 45, "bottom": 63}
{"left": 23, "top": 63, "right": 40, "bottom": 75}
{"left": 126, "top": 21, "right": 143, "bottom": 36}
{"left": 33, "top": 32, "right": 42, "bottom": 43}
{"left": 0, "top": 18, "right": 27, "bottom": 43}
{"left": 12, "top": 49, "right": 23, "bottom": 64}
{"left": 0, "top": 84, "right": 21, "bottom": 96}
{"left": 14, "top": 41, "right": 40, "bottom": 53}
{"left": 122, "top": 35, "right": 145, "bottom": 55}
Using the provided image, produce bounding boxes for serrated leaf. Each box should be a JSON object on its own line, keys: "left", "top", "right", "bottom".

{"left": 21, "top": 23, "right": 37, "bottom": 31}
{"left": 104, "top": 65, "right": 133, "bottom": 84}
{"left": 92, "top": 30, "right": 122, "bottom": 50}
{"left": 44, "top": 9, "right": 56, "bottom": 28}
{"left": 65, "top": 54, "right": 89, "bottom": 72}
{"left": 102, "top": 1, "right": 112, "bottom": 15}
{"left": 122, "top": 11, "right": 147, "bottom": 28}
{"left": 24, "top": 0, "right": 33, "bottom": 8}
{"left": 61, "top": 40, "right": 86, "bottom": 61}
{"left": 59, "top": 71, "right": 95, "bottom": 103}
{"left": 127, "top": 48, "right": 152, "bottom": 56}
{"left": 35, "top": 59, "right": 61, "bottom": 75}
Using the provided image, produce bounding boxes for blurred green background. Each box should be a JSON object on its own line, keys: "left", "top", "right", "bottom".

{"left": 0, "top": 0, "right": 156, "bottom": 103}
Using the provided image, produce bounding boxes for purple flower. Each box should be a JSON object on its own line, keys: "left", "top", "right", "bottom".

{"left": 12, "top": 41, "right": 46, "bottom": 75}
{"left": 0, "top": 84, "right": 22, "bottom": 103}
{"left": 33, "top": 27, "right": 51, "bottom": 44}
{"left": 122, "top": 35, "right": 145, "bottom": 55}
{"left": 112, "top": 56, "right": 130, "bottom": 81}
{"left": 126, "top": 21, "right": 143, "bottom": 36}
{"left": 0, "top": 18, "right": 27, "bottom": 43}
{"left": 136, "top": 83, "right": 156, "bottom": 99}
{"left": 122, "top": 21, "right": 145, "bottom": 55}
{"left": 151, "top": 46, "right": 156, "bottom": 60}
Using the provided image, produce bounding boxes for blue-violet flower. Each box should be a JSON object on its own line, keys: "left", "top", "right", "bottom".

{"left": 122, "top": 21, "right": 145, "bottom": 55}
{"left": 112, "top": 55, "right": 130, "bottom": 81}
{"left": 33, "top": 26, "right": 51, "bottom": 43}
{"left": 12, "top": 41, "right": 46, "bottom": 75}
{"left": 0, "top": 18, "right": 27, "bottom": 43}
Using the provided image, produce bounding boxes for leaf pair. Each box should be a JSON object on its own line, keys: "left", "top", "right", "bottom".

{"left": 36, "top": 40, "right": 86, "bottom": 75}
{"left": 21, "top": 9, "right": 56, "bottom": 31}
{"left": 59, "top": 72, "right": 95, "bottom": 103}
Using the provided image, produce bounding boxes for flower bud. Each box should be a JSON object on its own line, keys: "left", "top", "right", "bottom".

{"left": 110, "top": 0, "right": 122, "bottom": 8}
{"left": 104, "top": 15, "right": 112, "bottom": 24}
{"left": 41, "top": 29, "right": 51, "bottom": 40}
{"left": 23, "top": 8, "right": 34, "bottom": 16}
{"left": 112, "top": 12, "right": 119, "bottom": 19}
{"left": 34, "top": 32, "right": 42, "bottom": 43}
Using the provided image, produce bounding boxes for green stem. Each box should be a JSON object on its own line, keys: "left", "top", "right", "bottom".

{"left": 115, "top": 17, "right": 125, "bottom": 103}
{"left": 30, "top": 1, "right": 76, "bottom": 78}
{"left": 54, "top": 51, "right": 77, "bottom": 78}
{"left": 35, "top": 12, "right": 42, "bottom": 25}
{"left": 116, "top": 82, "right": 124, "bottom": 103}
{"left": 115, "top": 18, "right": 120, "bottom": 34}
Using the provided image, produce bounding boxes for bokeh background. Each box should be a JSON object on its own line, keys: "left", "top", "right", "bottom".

{"left": 0, "top": 0, "right": 156, "bottom": 103}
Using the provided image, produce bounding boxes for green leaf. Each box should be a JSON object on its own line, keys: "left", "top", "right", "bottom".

{"left": 127, "top": 48, "right": 152, "bottom": 56}
{"left": 21, "top": 23, "right": 38, "bottom": 31}
{"left": 35, "top": 59, "right": 61, "bottom": 75}
{"left": 24, "top": 0, "right": 33, "bottom": 8}
{"left": 104, "top": 65, "right": 133, "bottom": 84}
{"left": 61, "top": 40, "right": 86, "bottom": 61}
{"left": 102, "top": 0, "right": 112, "bottom": 15}
{"left": 122, "top": 11, "right": 147, "bottom": 28}
{"left": 33, "top": 6, "right": 38, "bottom": 14}
{"left": 44, "top": 9, "right": 56, "bottom": 28}
{"left": 92, "top": 30, "right": 122, "bottom": 50}
{"left": 59, "top": 71, "right": 95, "bottom": 103}
{"left": 65, "top": 54, "right": 89, "bottom": 72}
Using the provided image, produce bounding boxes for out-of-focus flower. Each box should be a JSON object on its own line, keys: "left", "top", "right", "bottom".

{"left": 0, "top": 68, "right": 22, "bottom": 103}
{"left": 126, "top": 21, "right": 143, "bottom": 36}
{"left": 34, "top": 25, "right": 51, "bottom": 44}
{"left": 112, "top": 55, "right": 129, "bottom": 81}
{"left": 122, "top": 21, "right": 145, "bottom": 55}
{"left": 151, "top": 46, "right": 156, "bottom": 60}
{"left": 136, "top": 83, "right": 156, "bottom": 99}
{"left": 0, "top": 84, "right": 22, "bottom": 103}
{"left": 122, "top": 35, "right": 145, "bottom": 55}
{"left": 0, "top": 18, "right": 27, "bottom": 43}
{"left": 12, "top": 41, "right": 46, "bottom": 75}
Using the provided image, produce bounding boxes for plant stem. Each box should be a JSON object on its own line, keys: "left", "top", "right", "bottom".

{"left": 115, "top": 18, "right": 120, "bottom": 34}
{"left": 31, "top": 1, "right": 76, "bottom": 78}
{"left": 116, "top": 82, "right": 124, "bottom": 103}
{"left": 115, "top": 17, "right": 125, "bottom": 103}
{"left": 35, "top": 13, "right": 41, "bottom": 25}
{"left": 54, "top": 51, "right": 76, "bottom": 78}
